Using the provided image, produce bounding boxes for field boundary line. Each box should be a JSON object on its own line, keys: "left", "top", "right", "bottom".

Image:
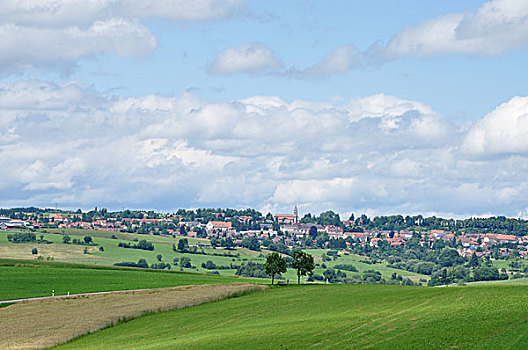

{"left": 0, "top": 287, "right": 188, "bottom": 304}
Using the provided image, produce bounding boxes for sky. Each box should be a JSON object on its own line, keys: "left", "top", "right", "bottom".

{"left": 1, "top": 0, "right": 528, "bottom": 218}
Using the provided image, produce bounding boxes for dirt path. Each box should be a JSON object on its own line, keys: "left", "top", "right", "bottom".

{"left": 0, "top": 283, "right": 267, "bottom": 350}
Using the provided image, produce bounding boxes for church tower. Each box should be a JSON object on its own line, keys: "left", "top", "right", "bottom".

{"left": 294, "top": 206, "right": 298, "bottom": 224}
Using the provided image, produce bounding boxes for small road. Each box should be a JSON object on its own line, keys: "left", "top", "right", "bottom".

{"left": 0, "top": 288, "right": 158, "bottom": 305}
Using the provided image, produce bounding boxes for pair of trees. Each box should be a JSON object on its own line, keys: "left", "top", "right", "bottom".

{"left": 265, "top": 251, "right": 315, "bottom": 285}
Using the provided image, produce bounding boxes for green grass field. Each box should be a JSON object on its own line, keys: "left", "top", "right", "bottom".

{"left": 57, "top": 284, "right": 528, "bottom": 349}
{"left": 0, "top": 259, "right": 259, "bottom": 301}
{"left": 0, "top": 229, "right": 427, "bottom": 283}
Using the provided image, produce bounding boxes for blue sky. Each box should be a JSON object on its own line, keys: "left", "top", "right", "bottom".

{"left": 62, "top": 0, "right": 528, "bottom": 118}
{"left": 2, "top": 0, "right": 528, "bottom": 218}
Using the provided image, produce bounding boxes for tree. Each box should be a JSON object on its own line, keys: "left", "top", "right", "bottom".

{"left": 157, "top": 254, "right": 162, "bottom": 261}
{"left": 264, "top": 252, "right": 287, "bottom": 285}
{"left": 31, "top": 247, "right": 38, "bottom": 255}
{"left": 180, "top": 257, "right": 191, "bottom": 268}
{"left": 291, "top": 251, "right": 315, "bottom": 284}
{"left": 137, "top": 258, "right": 148, "bottom": 268}
{"left": 467, "top": 253, "right": 480, "bottom": 267}
{"left": 83, "top": 236, "right": 92, "bottom": 244}
{"left": 178, "top": 238, "right": 189, "bottom": 251}
{"left": 308, "top": 226, "right": 318, "bottom": 240}
{"left": 62, "top": 235, "right": 71, "bottom": 244}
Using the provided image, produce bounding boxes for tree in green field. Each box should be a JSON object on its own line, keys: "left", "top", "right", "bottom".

{"left": 180, "top": 257, "right": 191, "bottom": 268}
{"left": 83, "top": 236, "right": 92, "bottom": 244}
{"left": 62, "top": 235, "right": 71, "bottom": 244}
{"left": 137, "top": 258, "right": 148, "bottom": 268}
{"left": 157, "top": 254, "right": 162, "bottom": 261}
{"left": 291, "top": 251, "right": 315, "bottom": 284}
{"left": 264, "top": 252, "right": 287, "bottom": 285}
{"left": 178, "top": 238, "right": 189, "bottom": 251}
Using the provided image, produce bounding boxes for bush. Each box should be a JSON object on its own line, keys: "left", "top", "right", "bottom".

{"left": 236, "top": 262, "right": 270, "bottom": 278}
{"left": 323, "top": 269, "right": 348, "bottom": 283}
{"left": 361, "top": 269, "right": 382, "bottom": 282}
{"left": 31, "top": 248, "right": 38, "bottom": 255}
{"left": 7, "top": 232, "right": 36, "bottom": 243}
{"left": 333, "top": 264, "right": 358, "bottom": 272}
{"left": 180, "top": 257, "right": 192, "bottom": 268}
{"left": 114, "top": 258, "right": 149, "bottom": 269}
{"left": 307, "top": 274, "right": 324, "bottom": 282}
{"left": 151, "top": 262, "right": 171, "bottom": 270}
{"left": 117, "top": 239, "right": 154, "bottom": 251}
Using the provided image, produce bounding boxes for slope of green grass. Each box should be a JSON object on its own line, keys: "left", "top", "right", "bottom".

{"left": 58, "top": 284, "right": 528, "bottom": 349}
{"left": 304, "top": 249, "right": 428, "bottom": 283}
{"left": 0, "top": 259, "right": 260, "bottom": 301}
{"left": 0, "top": 230, "right": 426, "bottom": 283}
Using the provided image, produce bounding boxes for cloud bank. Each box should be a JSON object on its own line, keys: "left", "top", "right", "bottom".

{"left": 0, "top": 0, "right": 244, "bottom": 72}
{"left": 2, "top": 80, "right": 528, "bottom": 217}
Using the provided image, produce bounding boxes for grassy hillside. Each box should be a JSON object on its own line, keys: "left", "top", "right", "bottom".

{"left": 58, "top": 284, "right": 528, "bottom": 349}
{"left": 304, "top": 249, "right": 428, "bottom": 282}
{"left": 0, "top": 259, "right": 259, "bottom": 301}
{"left": 0, "top": 229, "right": 427, "bottom": 283}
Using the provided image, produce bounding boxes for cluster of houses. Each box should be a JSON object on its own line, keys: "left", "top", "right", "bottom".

{"left": 3, "top": 209, "right": 528, "bottom": 259}
{"left": 0, "top": 216, "right": 30, "bottom": 229}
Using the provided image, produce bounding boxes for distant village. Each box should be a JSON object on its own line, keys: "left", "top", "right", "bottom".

{"left": 2, "top": 206, "right": 528, "bottom": 260}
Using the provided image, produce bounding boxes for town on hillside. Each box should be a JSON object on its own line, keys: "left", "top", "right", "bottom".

{"left": 2, "top": 206, "right": 528, "bottom": 286}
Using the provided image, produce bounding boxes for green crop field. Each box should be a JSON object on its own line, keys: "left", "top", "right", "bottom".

{"left": 58, "top": 284, "right": 528, "bottom": 349}
{"left": 0, "top": 259, "right": 260, "bottom": 301}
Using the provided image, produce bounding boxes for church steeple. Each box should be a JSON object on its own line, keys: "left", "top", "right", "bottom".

{"left": 294, "top": 205, "right": 298, "bottom": 224}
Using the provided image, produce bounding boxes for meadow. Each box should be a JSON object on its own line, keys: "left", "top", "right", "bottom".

{"left": 0, "top": 229, "right": 428, "bottom": 283}
{"left": 305, "top": 248, "right": 428, "bottom": 282}
{"left": 58, "top": 284, "right": 528, "bottom": 349}
{"left": 0, "top": 259, "right": 258, "bottom": 301}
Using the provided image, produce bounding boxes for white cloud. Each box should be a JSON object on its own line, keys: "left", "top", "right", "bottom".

{"left": 462, "top": 95, "right": 528, "bottom": 155}
{"left": 372, "top": 0, "right": 528, "bottom": 60}
{"left": 295, "top": 45, "right": 360, "bottom": 78}
{"left": 209, "top": 43, "right": 282, "bottom": 75}
{"left": 0, "top": 0, "right": 244, "bottom": 27}
{"left": 119, "top": 0, "right": 244, "bottom": 21}
{"left": 0, "top": 19, "right": 157, "bottom": 72}
{"left": 2, "top": 80, "right": 528, "bottom": 217}
{"left": 0, "top": 0, "right": 243, "bottom": 73}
